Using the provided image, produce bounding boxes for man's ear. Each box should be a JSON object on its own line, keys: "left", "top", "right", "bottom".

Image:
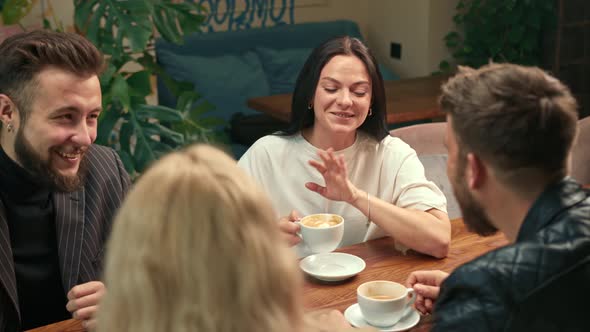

{"left": 466, "top": 152, "right": 487, "bottom": 189}
{"left": 0, "top": 94, "right": 16, "bottom": 125}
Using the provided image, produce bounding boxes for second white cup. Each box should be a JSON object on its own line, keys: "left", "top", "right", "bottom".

{"left": 357, "top": 280, "right": 416, "bottom": 327}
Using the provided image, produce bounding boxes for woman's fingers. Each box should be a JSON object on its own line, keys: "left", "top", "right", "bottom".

{"left": 413, "top": 283, "right": 441, "bottom": 300}
{"left": 305, "top": 182, "right": 327, "bottom": 196}
{"left": 308, "top": 159, "right": 327, "bottom": 174}
{"left": 278, "top": 216, "right": 301, "bottom": 247}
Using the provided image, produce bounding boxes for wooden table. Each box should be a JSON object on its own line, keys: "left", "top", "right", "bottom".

{"left": 26, "top": 319, "right": 83, "bottom": 332}
{"left": 30, "top": 218, "right": 507, "bottom": 332}
{"left": 247, "top": 75, "right": 449, "bottom": 125}
{"left": 303, "top": 218, "right": 508, "bottom": 331}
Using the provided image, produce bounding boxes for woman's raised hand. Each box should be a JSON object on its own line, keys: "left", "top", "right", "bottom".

{"left": 306, "top": 148, "right": 358, "bottom": 204}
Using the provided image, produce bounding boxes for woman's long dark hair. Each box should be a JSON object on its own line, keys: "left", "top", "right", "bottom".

{"left": 279, "top": 36, "right": 388, "bottom": 141}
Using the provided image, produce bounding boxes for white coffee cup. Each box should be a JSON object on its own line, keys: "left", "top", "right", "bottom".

{"left": 357, "top": 280, "right": 416, "bottom": 327}
{"left": 297, "top": 213, "right": 344, "bottom": 254}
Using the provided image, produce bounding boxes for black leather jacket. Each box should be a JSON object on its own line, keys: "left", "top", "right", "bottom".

{"left": 433, "top": 178, "right": 590, "bottom": 331}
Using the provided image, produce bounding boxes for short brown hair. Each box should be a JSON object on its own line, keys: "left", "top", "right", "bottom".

{"left": 0, "top": 30, "right": 104, "bottom": 120}
{"left": 440, "top": 63, "right": 578, "bottom": 191}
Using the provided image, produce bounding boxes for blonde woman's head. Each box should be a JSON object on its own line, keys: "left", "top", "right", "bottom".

{"left": 97, "top": 144, "right": 302, "bottom": 332}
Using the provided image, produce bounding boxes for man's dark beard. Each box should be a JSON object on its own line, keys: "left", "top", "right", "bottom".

{"left": 14, "top": 127, "right": 88, "bottom": 192}
{"left": 450, "top": 155, "right": 498, "bottom": 236}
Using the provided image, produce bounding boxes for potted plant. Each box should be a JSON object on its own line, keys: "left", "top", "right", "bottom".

{"left": 439, "top": 0, "right": 557, "bottom": 71}
{"left": 73, "top": 0, "right": 223, "bottom": 178}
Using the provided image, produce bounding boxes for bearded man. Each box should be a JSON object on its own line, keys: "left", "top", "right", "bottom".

{"left": 0, "top": 30, "right": 130, "bottom": 331}
{"left": 407, "top": 63, "right": 590, "bottom": 331}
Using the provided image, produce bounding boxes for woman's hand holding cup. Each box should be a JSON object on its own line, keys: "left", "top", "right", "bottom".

{"left": 279, "top": 210, "right": 301, "bottom": 247}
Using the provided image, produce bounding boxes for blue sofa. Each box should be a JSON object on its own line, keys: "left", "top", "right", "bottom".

{"left": 155, "top": 20, "right": 399, "bottom": 156}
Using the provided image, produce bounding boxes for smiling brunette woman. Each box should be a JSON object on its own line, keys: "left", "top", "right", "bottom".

{"left": 238, "top": 36, "right": 451, "bottom": 258}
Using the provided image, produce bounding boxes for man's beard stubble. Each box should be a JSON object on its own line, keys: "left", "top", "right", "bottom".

{"left": 451, "top": 156, "right": 498, "bottom": 237}
{"left": 14, "top": 127, "right": 88, "bottom": 192}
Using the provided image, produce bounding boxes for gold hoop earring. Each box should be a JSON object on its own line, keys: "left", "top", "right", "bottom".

{"left": 6, "top": 122, "right": 13, "bottom": 133}
{"left": 368, "top": 108, "right": 373, "bottom": 116}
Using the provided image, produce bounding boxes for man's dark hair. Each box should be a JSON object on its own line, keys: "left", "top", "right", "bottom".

{"left": 440, "top": 63, "right": 579, "bottom": 192}
{"left": 280, "top": 36, "right": 389, "bottom": 141}
{"left": 0, "top": 29, "right": 104, "bottom": 122}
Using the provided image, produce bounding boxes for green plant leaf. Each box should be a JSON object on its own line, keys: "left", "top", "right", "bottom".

{"left": 444, "top": 31, "right": 461, "bottom": 42}
{"left": 118, "top": 120, "right": 133, "bottom": 153}
{"left": 153, "top": 4, "right": 182, "bottom": 44}
{"left": 439, "top": 60, "right": 451, "bottom": 71}
{"left": 136, "top": 104, "right": 184, "bottom": 122}
{"left": 96, "top": 106, "right": 121, "bottom": 146}
{"left": 116, "top": 149, "right": 136, "bottom": 178}
{"left": 110, "top": 74, "right": 131, "bottom": 112}
{"left": 132, "top": 137, "right": 154, "bottom": 172}
{"left": 75, "top": 0, "right": 152, "bottom": 53}
{"left": 126, "top": 71, "right": 152, "bottom": 98}
{"left": 152, "top": 1, "right": 206, "bottom": 44}
{"left": 148, "top": 140, "right": 174, "bottom": 158}
{"left": 74, "top": 0, "right": 97, "bottom": 33}
{"left": 100, "top": 63, "right": 118, "bottom": 89}
{"left": 111, "top": 2, "right": 152, "bottom": 52}
{"left": 142, "top": 121, "right": 184, "bottom": 145}
{"left": 188, "top": 101, "right": 216, "bottom": 121}
{"left": 508, "top": 25, "right": 525, "bottom": 44}
{"left": 196, "top": 117, "right": 225, "bottom": 127}
{"left": 128, "top": 111, "right": 157, "bottom": 172}
{"left": 527, "top": 10, "right": 541, "bottom": 28}
{"left": 86, "top": 2, "right": 106, "bottom": 44}
{"left": 2, "top": 0, "right": 34, "bottom": 24}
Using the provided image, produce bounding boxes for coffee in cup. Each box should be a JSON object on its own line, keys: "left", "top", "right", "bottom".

{"left": 298, "top": 213, "right": 344, "bottom": 254}
{"left": 301, "top": 214, "right": 343, "bottom": 228}
{"left": 357, "top": 280, "right": 416, "bottom": 327}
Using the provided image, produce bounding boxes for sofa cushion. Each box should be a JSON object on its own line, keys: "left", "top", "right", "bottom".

{"left": 255, "top": 47, "right": 312, "bottom": 95}
{"left": 256, "top": 47, "right": 399, "bottom": 95}
{"left": 379, "top": 64, "right": 399, "bottom": 81}
{"left": 156, "top": 49, "right": 270, "bottom": 122}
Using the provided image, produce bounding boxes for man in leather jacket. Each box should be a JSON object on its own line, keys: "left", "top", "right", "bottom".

{"left": 407, "top": 63, "right": 589, "bottom": 331}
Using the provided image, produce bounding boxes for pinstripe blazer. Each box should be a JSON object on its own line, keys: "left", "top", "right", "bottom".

{"left": 0, "top": 144, "right": 131, "bottom": 332}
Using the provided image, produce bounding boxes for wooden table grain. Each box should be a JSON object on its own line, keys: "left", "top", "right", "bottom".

{"left": 26, "top": 319, "right": 84, "bottom": 332}
{"left": 247, "top": 75, "right": 449, "bottom": 125}
{"left": 30, "top": 218, "right": 507, "bottom": 332}
{"left": 303, "top": 218, "right": 508, "bottom": 331}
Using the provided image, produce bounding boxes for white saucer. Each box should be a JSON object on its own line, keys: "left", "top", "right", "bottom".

{"left": 299, "top": 253, "right": 365, "bottom": 282}
{"left": 344, "top": 303, "right": 420, "bottom": 331}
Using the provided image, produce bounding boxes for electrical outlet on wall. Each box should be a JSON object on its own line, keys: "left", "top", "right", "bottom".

{"left": 390, "top": 42, "right": 402, "bottom": 59}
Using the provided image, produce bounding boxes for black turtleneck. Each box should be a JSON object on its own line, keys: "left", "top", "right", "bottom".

{"left": 0, "top": 147, "right": 70, "bottom": 330}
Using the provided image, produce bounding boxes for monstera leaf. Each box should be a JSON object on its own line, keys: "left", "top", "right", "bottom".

{"left": 74, "top": 1, "right": 215, "bottom": 177}
{"left": 1, "top": 0, "right": 35, "bottom": 24}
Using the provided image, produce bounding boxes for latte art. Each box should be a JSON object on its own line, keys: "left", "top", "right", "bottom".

{"left": 301, "top": 215, "right": 342, "bottom": 228}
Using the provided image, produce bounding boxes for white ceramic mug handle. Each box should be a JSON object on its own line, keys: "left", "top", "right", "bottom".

{"left": 294, "top": 221, "right": 303, "bottom": 240}
{"left": 401, "top": 288, "right": 416, "bottom": 318}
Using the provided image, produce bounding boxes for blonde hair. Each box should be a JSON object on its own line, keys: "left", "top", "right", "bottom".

{"left": 96, "top": 144, "right": 303, "bottom": 332}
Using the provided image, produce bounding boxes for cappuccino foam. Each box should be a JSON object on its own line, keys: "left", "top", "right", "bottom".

{"left": 301, "top": 215, "right": 342, "bottom": 228}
